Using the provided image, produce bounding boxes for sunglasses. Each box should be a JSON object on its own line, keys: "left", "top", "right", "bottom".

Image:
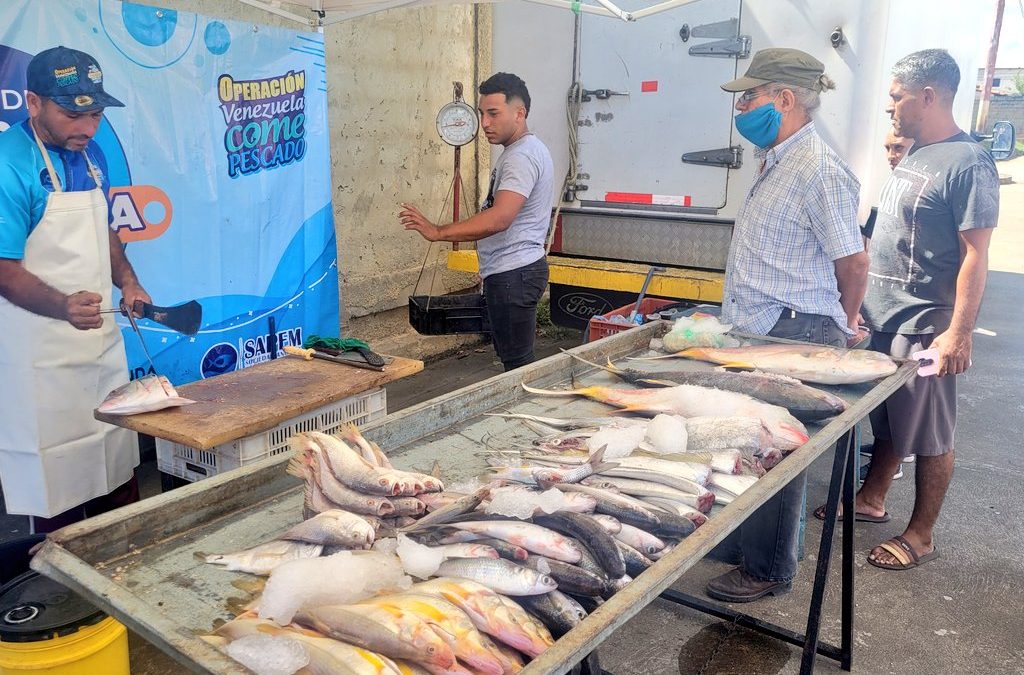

{"left": 737, "top": 87, "right": 779, "bottom": 105}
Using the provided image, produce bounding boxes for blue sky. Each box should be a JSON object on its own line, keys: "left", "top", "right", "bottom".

{"left": 997, "top": 1, "right": 1024, "bottom": 67}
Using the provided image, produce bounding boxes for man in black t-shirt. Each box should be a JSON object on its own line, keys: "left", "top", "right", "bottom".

{"left": 826, "top": 49, "right": 999, "bottom": 571}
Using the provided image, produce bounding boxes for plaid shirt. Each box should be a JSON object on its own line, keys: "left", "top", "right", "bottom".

{"left": 721, "top": 122, "right": 863, "bottom": 335}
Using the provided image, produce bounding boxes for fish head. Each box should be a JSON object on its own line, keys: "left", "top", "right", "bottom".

{"left": 536, "top": 573, "right": 558, "bottom": 592}
{"left": 772, "top": 421, "right": 809, "bottom": 450}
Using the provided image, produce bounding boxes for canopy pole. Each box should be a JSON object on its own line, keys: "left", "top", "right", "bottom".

{"left": 238, "top": 0, "right": 320, "bottom": 26}
{"left": 630, "top": 0, "right": 703, "bottom": 20}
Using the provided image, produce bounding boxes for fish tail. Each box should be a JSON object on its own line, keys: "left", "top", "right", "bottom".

{"left": 521, "top": 383, "right": 589, "bottom": 397}
{"left": 587, "top": 445, "right": 619, "bottom": 474}
{"left": 626, "top": 353, "right": 679, "bottom": 361}
{"left": 561, "top": 350, "right": 625, "bottom": 377}
{"left": 286, "top": 455, "right": 310, "bottom": 481}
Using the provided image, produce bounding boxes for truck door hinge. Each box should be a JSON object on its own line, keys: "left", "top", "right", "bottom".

{"left": 581, "top": 88, "right": 629, "bottom": 102}
{"left": 680, "top": 17, "right": 739, "bottom": 41}
{"left": 688, "top": 35, "right": 751, "bottom": 59}
{"left": 681, "top": 146, "right": 743, "bottom": 169}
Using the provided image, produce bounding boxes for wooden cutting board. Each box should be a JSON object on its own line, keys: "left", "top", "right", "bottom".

{"left": 94, "top": 355, "right": 423, "bottom": 449}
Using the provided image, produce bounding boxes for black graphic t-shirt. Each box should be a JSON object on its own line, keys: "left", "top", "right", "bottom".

{"left": 863, "top": 132, "right": 999, "bottom": 334}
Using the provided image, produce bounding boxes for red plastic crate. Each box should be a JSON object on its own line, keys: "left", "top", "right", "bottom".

{"left": 586, "top": 298, "right": 676, "bottom": 342}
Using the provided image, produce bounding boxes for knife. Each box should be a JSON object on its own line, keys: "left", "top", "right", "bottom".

{"left": 283, "top": 346, "right": 387, "bottom": 371}
{"left": 100, "top": 300, "right": 202, "bottom": 336}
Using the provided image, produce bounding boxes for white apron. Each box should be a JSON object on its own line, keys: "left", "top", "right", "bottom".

{"left": 0, "top": 126, "right": 138, "bottom": 518}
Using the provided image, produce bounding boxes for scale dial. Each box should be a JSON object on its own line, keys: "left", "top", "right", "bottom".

{"left": 436, "top": 101, "right": 479, "bottom": 147}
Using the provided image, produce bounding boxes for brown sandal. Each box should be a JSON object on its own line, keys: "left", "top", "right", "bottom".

{"left": 812, "top": 503, "right": 891, "bottom": 523}
{"left": 868, "top": 535, "right": 940, "bottom": 571}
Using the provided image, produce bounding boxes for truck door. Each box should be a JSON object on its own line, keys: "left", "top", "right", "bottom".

{"left": 576, "top": 0, "right": 744, "bottom": 212}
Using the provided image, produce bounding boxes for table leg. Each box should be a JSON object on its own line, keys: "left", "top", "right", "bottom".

{"left": 799, "top": 430, "right": 854, "bottom": 674}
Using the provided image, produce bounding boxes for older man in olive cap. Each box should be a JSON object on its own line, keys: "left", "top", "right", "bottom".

{"left": 706, "top": 48, "right": 868, "bottom": 603}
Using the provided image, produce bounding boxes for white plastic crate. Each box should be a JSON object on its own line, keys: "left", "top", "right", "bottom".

{"left": 157, "top": 387, "right": 387, "bottom": 482}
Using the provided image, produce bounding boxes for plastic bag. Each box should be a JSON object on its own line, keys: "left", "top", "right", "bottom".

{"left": 662, "top": 314, "right": 740, "bottom": 352}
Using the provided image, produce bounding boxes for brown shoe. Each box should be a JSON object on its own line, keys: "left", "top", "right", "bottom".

{"left": 706, "top": 568, "right": 792, "bottom": 603}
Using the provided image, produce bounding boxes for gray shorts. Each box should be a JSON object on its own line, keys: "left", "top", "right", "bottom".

{"left": 869, "top": 332, "right": 956, "bottom": 457}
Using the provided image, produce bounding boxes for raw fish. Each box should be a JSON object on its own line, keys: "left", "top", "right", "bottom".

{"left": 97, "top": 374, "right": 194, "bottom": 415}
{"left": 662, "top": 344, "right": 898, "bottom": 385}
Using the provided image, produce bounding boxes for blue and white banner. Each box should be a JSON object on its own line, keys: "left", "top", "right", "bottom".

{"left": 0, "top": 0, "right": 339, "bottom": 384}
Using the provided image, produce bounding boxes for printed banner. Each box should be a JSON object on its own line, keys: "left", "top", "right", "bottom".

{"left": 0, "top": 0, "right": 339, "bottom": 384}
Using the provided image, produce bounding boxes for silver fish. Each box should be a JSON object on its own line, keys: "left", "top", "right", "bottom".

{"left": 279, "top": 509, "right": 375, "bottom": 549}
{"left": 435, "top": 558, "right": 558, "bottom": 596}
{"left": 204, "top": 540, "right": 322, "bottom": 575}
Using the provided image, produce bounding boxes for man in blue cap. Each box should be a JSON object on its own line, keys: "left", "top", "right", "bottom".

{"left": 0, "top": 46, "right": 151, "bottom": 532}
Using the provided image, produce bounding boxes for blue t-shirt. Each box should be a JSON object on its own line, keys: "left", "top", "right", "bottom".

{"left": 0, "top": 120, "right": 111, "bottom": 259}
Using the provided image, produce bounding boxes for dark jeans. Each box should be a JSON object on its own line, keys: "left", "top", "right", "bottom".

{"left": 30, "top": 472, "right": 140, "bottom": 534}
{"left": 482, "top": 256, "right": 549, "bottom": 371}
{"left": 716, "top": 310, "right": 846, "bottom": 582}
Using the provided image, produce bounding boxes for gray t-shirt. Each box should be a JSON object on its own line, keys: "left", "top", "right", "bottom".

{"left": 863, "top": 132, "right": 999, "bottom": 334}
{"left": 476, "top": 133, "right": 554, "bottom": 278}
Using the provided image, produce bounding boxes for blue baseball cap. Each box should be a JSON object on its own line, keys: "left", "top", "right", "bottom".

{"left": 26, "top": 46, "right": 125, "bottom": 112}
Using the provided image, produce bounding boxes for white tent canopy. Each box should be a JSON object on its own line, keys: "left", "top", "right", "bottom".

{"left": 240, "top": 0, "right": 702, "bottom": 25}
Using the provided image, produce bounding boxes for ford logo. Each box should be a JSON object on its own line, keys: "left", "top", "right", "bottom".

{"left": 558, "top": 292, "right": 613, "bottom": 320}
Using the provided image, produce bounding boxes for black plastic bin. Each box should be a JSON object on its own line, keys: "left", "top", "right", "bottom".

{"left": 409, "top": 294, "right": 491, "bottom": 335}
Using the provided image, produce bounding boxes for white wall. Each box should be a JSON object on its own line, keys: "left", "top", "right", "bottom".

{"left": 493, "top": 0, "right": 997, "bottom": 222}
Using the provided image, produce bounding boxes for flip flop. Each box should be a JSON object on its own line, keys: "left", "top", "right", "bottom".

{"left": 868, "top": 535, "right": 940, "bottom": 571}
{"left": 812, "top": 504, "right": 891, "bottom": 523}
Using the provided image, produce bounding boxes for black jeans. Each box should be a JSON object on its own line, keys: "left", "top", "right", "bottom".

{"left": 715, "top": 310, "right": 846, "bottom": 582}
{"left": 482, "top": 257, "right": 549, "bottom": 371}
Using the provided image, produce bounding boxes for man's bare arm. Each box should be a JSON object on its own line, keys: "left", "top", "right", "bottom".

{"left": 932, "top": 227, "right": 993, "bottom": 376}
{"left": 0, "top": 258, "right": 103, "bottom": 329}
{"left": 108, "top": 229, "right": 150, "bottom": 314}
{"left": 400, "top": 190, "right": 528, "bottom": 243}
{"left": 833, "top": 250, "right": 869, "bottom": 331}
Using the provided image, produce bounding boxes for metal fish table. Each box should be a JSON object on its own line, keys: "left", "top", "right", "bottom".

{"left": 31, "top": 323, "right": 916, "bottom": 674}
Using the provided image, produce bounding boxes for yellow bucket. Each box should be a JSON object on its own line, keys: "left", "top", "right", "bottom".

{"left": 0, "top": 571, "right": 129, "bottom": 675}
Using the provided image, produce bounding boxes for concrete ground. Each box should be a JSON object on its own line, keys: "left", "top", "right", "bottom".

{"left": 3, "top": 160, "right": 1023, "bottom": 673}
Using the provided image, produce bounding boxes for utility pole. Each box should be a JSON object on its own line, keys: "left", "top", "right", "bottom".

{"left": 975, "top": 0, "right": 1005, "bottom": 133}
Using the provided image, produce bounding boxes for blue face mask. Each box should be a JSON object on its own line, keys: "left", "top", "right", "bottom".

{"left": 734, "top": 102, "right": 782, "bottom": 148}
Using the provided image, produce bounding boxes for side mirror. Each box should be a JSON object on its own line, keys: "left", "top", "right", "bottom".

{"left": 990, "top": 120, "right": 1016, "bottom": 161}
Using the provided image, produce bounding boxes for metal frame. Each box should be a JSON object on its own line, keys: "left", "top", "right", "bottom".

{"left": 30, "top": 324, "right": 914, "bottom": 674}
{"left": 238, "top": 0, "right": 708, "bottom": 27}
{"left": 652, "top": 428, "right": 858, "bottom": 674}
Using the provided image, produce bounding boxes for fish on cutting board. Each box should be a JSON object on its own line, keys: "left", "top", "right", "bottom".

{"left": 97, "top": 374, "right": 194, "bottom": 414}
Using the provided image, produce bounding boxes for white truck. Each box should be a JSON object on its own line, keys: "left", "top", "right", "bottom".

{"left": 451, "top": 0, "right": 993, "bottom": 328}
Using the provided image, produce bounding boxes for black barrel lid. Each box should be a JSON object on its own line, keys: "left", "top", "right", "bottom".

{"left": 0, "top": 571, "right": 106, "bottom": 642}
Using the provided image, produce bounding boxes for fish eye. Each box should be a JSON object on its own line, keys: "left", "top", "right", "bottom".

{"left": 427, "top": 646, "right": 436, "bottom": 654}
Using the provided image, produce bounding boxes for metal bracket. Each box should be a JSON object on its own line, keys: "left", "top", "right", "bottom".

{"left": 689, "top": 35, "right": 751, "bottom": 58}
{"left": 690, "top": 17, "right": 739, "bottom": 39}
{"left": 581, "top": 88, "right": 629, "bottom": 102}
{"left": 681, "top": 146, "right": 743, "bottom": 169}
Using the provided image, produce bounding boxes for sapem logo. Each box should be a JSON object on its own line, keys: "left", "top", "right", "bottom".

{"left": 240, "top": 326, "right": 303, "bottom": 368}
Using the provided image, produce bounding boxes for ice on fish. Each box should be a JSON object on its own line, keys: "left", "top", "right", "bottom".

{"left": 485, "top": 486, "right": 585, "bottom": 519}
{"left": 585, "top": 425, "right": 646, "bottom": 459}
{"left": 258, "top": 551, "right": 411, "bottom": 625}
{"left": 396, "top": 534, "right": 446, "bottom": 579}
{"left": 97, "top": 374, "right": 194, "bottom": 415}
{"left": 224, "top": 633, "right": 309, "bottom": 675}
{"left": 645, "top": 414, "right": 688, "bottom": 454}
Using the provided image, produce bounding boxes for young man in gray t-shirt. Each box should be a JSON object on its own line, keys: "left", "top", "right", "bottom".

{"left": 840, "top": 50, "right": 998, "bottom": 572}
{"left": 401, "top": 73, "right": 553, "bottom": 370}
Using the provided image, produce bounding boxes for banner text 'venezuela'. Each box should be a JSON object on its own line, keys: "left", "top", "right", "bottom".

{"left": 218, "top": 71, "right": 307, "bottom": 178}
